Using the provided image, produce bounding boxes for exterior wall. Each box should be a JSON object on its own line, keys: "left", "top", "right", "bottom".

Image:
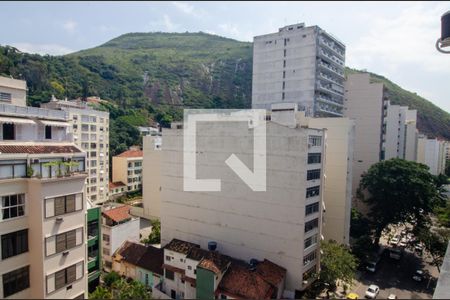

{"left": 87, "top": 206, "right": 101, "bottom": 290}
{"left": 252, "top": 24, "right": 345, "bottom": 117}
{"left": 0, "top": 76, "right": 27, "bottom": 107}
{"left": 113, "top": 156, "right": 143, "bottom": 193}
{"left": 142, "top": 136, "right": 162, "bottom": 219}
{"left": 113, "top": 259, "right": 136, "bottom": 279}
{"left": 137, "top": 267, "right": 160, "bottom": 289}
{"left": 101, "top": 218, "right": 140, "bottom": 270}
{"left": 416, "top": 136, "right": 446, "bottom": 175}
{"left": 112, "top": 157, "right": 127, "bottom": 188}
{"left": 384, "top": 105, "right": 417, "bottom": 161}
{"left": 344, "top": 73, "right": 384, "bottom": 213}
{"left": 306, "top": 116, "right": 354, "bottom": 245}
{"left": 196, "top": 268, "right": 215, "bottom": 300}
{"left": 384, "top": 104, "right": 401, "bottom": 160}
{"left": 160, "top": 121, "right": 324, "bottom": 292}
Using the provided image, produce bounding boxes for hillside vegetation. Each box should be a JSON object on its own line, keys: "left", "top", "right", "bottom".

{"left": 0, "top": 31, "right": 448, "bottom": 145}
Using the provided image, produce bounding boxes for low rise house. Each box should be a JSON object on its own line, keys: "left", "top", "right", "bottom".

{"left": 109, "top": 181, "right": 126, "bottom": 200}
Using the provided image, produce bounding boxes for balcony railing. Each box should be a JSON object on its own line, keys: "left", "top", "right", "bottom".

{"left": 316, "top": 103, "right": 343, "bottom": 116}
{"left": 318, "top": 60, "right": 344, "bottom": 79}
{"left": 317, "top": 82, "right": 344, "bottom": 97}
{"left": 0, "top": 103, "right": 67, "bottom": 120}
{"left": 319, "top": 37, "right": 345, "bottom": 59}
{"left": 318, "top": 49, "right": 344, "bottom": 67}
{"left": 319, "top": 72, "right": 344, "bottom": 88}
{"left": 316, "top": 95, "right": 343, "bottom": 107}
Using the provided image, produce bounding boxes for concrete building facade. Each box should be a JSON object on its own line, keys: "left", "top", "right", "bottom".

{"left": 142, "top": 135, "right": 162, "bottom": 220}
{"left": 416, "top": 135, "right": 448, "bottom": 175}
{"left": 41, "top": 98, "right": 110, "bottom": 204}
{"left": 252, "top": 23, "right": 346, "bottom": 117}
{"left": 159, "top": 116, "right": 325, "bottom": 295}
{"left": 0, "top": 77, "right": 87, "bottom": 299}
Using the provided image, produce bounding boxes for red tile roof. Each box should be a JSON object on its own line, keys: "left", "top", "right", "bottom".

{"left": 115, "top": 241, "right": 147, "bottom": 265}
{"left": 102, "top": 205, "right": 132, "bottom": 223}
{"left": 109, "top": 181, "right": 126, "bottom": 189}
{"left": 0, "top": 145, "right": 81, "bottom": 154}
{"left": 217, "top": 262, "right": 274, "bottom": 299}
{"left": 164, "top": 239, "right": 199, "bottom": 255}
{"left": 256, "top": 259, "right": 287, "bottom": 287}
{"left": 197, "top": 251, "right": 231, "bottom": 275}
{"left": 115, "top": 149, "right": 143, "bottom": 158}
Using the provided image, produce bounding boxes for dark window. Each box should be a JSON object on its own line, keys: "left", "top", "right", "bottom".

{"left": 306, "top": 186, "right": 320, "bottom": 198}
{"left": 53, "top": 194, "right": 77, "bottom": 217}
{"left": 1, "top": 229, "right": 28, "bottom": 259}
{"left": 166, "top": 255, "right": 171, "bottom": 262}
{"left": 283, "top": 71, "right": 286, "bottom": 78}
{"left": 2, "top": 123, "right": 15, "bottom": 140}
{"left": 2, "top": 266, "right": 30, "bottom": 297}
{"left": 171, "top": 290, "right": 176, "bottom": 299}
{"left": 1, "top": 194, "right": 25, "bottom": 220}
{"left": 308, "top": 153, "right": 321, "bottom": 164}
{"left": 54, "top": 229, "right": 78, "bottom": 254}
{"left": 87, "top": 220, "right": 98, "bottom": 237}
{"left": 282, "top": 81, "right": 285, "bottom": 89}
{"left": 45, "top": 126, "right": 52, "bottom": 139}
{"left": 303, "top": 251, "right": 317, "bottom": 266}
{"left": 304, "top": 234, "right": 318, "bottom": 249}
{"left": 305, "top": 202, "right": 320, "bottom": 216}
{"left": 54, "top": 264, "right": 77, "bottom": 291}
{"left": 305, "top": 218, "right": 319, "bottom": 233}
{"left": 283, "top": 60, "right": 286, "bottom": 68}
{"left": 284, "top": 49, "right": 287, "bottom": 57}
{"left": 282, "top": 92, "right": 285, "bottom": 100}
{"left": 307, "top": 169, "right": 321, "bottom": 180}
{"left": 0, "top": 92, "right": 12, "bottom": 102}
{"left": 165, "top": 270, "right": 174, "bottom": 280}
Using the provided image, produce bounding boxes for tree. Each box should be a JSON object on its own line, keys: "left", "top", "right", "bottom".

{"left": 358, "top": 159, "right": 445, "bottom": 245}
{"left": 111, "top": 279, "right": 151, "bottom": 300}
{"left": 89, "top": 286, "right": 112, "bottom": 299}
{"left": 142, "top": 219, "right": 161, "bottom": 244}
{"left": 417, "top": 227, "right": 450, "bottom": 272}
{"left": 319, "top": 240, "right": 358, "bottom": 290}
{"left": 103, "top": 271, "right": 120, "bottom": 287}
{"left": 445, "top": 160, "right": 450, "bottom": 177}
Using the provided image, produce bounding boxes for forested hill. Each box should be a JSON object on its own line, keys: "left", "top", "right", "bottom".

{"left": 0, "top": 31, "right": 448, "bottom": 140}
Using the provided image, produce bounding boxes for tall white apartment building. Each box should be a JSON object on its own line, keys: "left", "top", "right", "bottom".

{"left": 416, "top": 135, "right": 448, "bottom": 175}
{"left": 0, "top": 76, "right": 87, "bottom": 299}
{"left": 252, "top": 23, "right": 346, "bottom": 117}
{"left": 42, "top": 98, "right": 110, "bottom": 204}
{"left": 159, "top": 115, "right": 325, "bottom": 295}
{"left": 384, "top": 105, "right": 418, "bottom": 161}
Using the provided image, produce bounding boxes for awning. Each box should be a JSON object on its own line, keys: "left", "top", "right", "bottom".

{"left": 0, "top": 116, "right": 36, "bottom": 125}
{"left": 38, "top": 120, "right": 70, "bottom": 127}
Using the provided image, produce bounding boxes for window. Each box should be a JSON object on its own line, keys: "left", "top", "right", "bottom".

{"left": 1, "top": 229, "right": 28, "bottom": 259}
{"left": 2, "top": 266, "right": 30, "bottom": 297}
{"left": 87, "top": 220, "right": 98, "bottom": 237}
{"left": 303, "top": 265, "right": 316, "bottom": 281}
{"left": 304, "top": 234, "right": 318, "bottom": 249}
{"left": 307, "top": 169, "right": 321, "bottom": 181}
{"left": 305, "top": 218, "right": 319, "bottom": 233}
{"left": 55, "top": 229, "right": 77, "bottom": 253}
{"left": 303, "top": 251, "right": 316, "bottom": 266}
{"left": 283, "top": 71, "right": 286, "bottom": 79}
{"left": 305, "top": 202, "right": 319, "bottom": 216}
{"left": 1, "top": 194, "right": 25, "bottom": 220}
{"left": 282, "top": 81, "right": 285, "bottom": 90}
{"left": 166, "top": 255, "right": 171, "bottom": 262}
{"left": 81, "top": 124, "right": 89, "bottom": 132}
{"left": 309, "top": 136, "right": 322, "bottom": 146}
{"left": 45, "top": 126, "right": 52, "bottom": 139}
{"left": 165, "top": 270, "right": 174, "bottom": 280}
{"left": 306, "top": 186, "right": 320, "bottom": 198}
{"left": 284, "top": 49, "right": 287, "bottom": 57}
{"left": 0, "top": 92, "right": 12, "bottom": 102}
{"left": 187, "top": 266, "right": 192, "bottom": 270}
{"left": 50, "top": 262, "right": 83, "bottom": 293}
{"left": 54, "top": 194, "right": 76, "bottom": 216}
{"left": 282, "top": 92, "right": 285, "bottom": 100}
{"left": 308, "top": 153, "right": 321, "bottom": 164}
{"left": 90, "top": 125, "right": 96, "bottom": 131}
{"left": 2, "top": 123, "right": 15, "bottom": 140}
{"left": 103, "top": 248, "right": 110, "bottom": 256}
{"left": 102, "top": 234, "right": 110, "bottom": 242}
{"left": 283, "top": 60, "right": 286, "bottom": 68}
{"left": 128, "top": 162, "right": 132, "bottom": 168}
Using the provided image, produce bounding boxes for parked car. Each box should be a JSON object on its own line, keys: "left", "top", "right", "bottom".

{"left": 347, "top": 292, "right": 359, "bottom": 299}
{"left": 401, "top": 230, "right": 407, "bottom": 236}
{"left": 415, "top": 243, "right": 424, "bottom": 254}
{"left": 399, "top": 237, "right": 408, "bottom": 247}
{"left": 387, "top": 294, "right": 397, "bottom": 299}
{"left": 390, "top": 236, "right": 400, "bottom": 246}
{"left": 366, "top": 261, "right": 378, "bottom": 273}
{"left": 390, "top": 248, "right": 403, "bottom": 260}
{"left": 365, "top": 285, "right": 380, "bottom": 299}
{"left": 413, "top": 270, "right": 424, "bottom": 282}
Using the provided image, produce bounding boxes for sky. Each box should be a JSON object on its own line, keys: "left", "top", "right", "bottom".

{"left": 0, "top": 1, "right": 449, "bottom": 112}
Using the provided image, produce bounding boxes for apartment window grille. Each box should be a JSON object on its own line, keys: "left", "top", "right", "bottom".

{"left": 308, "top": 136, "right": 322, "bottom": 146}
{"left": 54, "top": 229, "right": 79, "bottom": 254}
{"left": 307, "top": 169, "right": 321, "bottom": 181}
{"left": 0, "top": 92, "right": 12, "bottom": 102}
{"left": 2, "top": 123, "right": 15, "bottom": 140}
{"left": 1, "top": 229, "right": 28, "bottom": 259}
{"left": 2, "top": 266, "right": 30, "bottom": 297}
{"left": 52, "top": 263, "right": 81, "bottom": 292}
{"left": 308, "top": 153, "right": 321, "bottom": 164}
{"left": 305, "top": 202, "right": 320, "bottom": 216}
{"left": 306, "top": 186, "right": 320, "bottom": 198}
{"left": 303, "top": 251, "right": 316, "bottom": 266}
{"left": 304, "top": 234, "right": 318, "bottom": 249}
{"left": 87, "top": 220, "right": 99, "bottom": 237}
{"left": 45, "top": 126, "right": 52, "bottom": 139}
{"left": 1, "top": 193, "right": 25, "bottom": 220}
{"left": 305, "top": 218, "right": 319, "bottom": 233}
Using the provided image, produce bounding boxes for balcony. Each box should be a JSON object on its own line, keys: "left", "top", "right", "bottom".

{"left": 319, "top": 37, "right": 345, "bottom": 59}
{"left": 319, "top": 72, "right": 344, "bottom": 88}
{"left": 0, "top": 103, "right": 67, "bottom": 120}
{"left": 317, "top": 82, "right": 344, "bottom": 98}
{"left": 316, "top": 95, "right": 343, "bottom": 107}
{"left": 316, "top": 103, "right": 343, "bottom": 117}
{"left": 318, "top": 49, "right": 344, "bottom": 68}
{"left": 318, "top": 60, "right": 344, "bottom": 79}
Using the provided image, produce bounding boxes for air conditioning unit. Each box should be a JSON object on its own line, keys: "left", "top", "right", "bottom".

{"left": 62, "top": 251, "right": 69, "bottom": 256}
{"left": 56, "top": 217, "right": 63, "bottom": 223}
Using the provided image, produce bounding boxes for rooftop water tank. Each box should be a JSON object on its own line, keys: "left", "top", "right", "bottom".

{"left": 208, "top": 241, "right": 217, "bottom": 251}
{"left": 442, "top": 11, "right": 450, "bottom": 42}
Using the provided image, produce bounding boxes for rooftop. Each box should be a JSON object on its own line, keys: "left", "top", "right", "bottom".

{"left": 115, "top": 149, "right": 143, "bottom": 158}
{"left": 164, "top": 239, "right": 199, "bottom": 255}
{"left": 115, "top": 241, "right": 147, "bottom": 266}
{"left": 109, "top": 181, "right": 126, "bottom": 189}
{"left": 197, "top": 251, "right": 231, "bottom": 275}
{"left": 136, "top": 245, "right": 164, "bottom": 275}
{"left": 102, "top": 205, "right": 132, "bottom": 223}
{"left": 256, "top": 259, "right": 287, "bottom": 287}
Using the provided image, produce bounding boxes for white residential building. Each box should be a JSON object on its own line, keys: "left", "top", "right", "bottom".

{"left": 159, "top": 114, "right": 325, "bottom": 295}
{"left": 101, "top": 205, "right": 140, "bottom": 272}
{"left": 416, "top": 135, "right": 448, "bottom": 175}
{"left": 252, "top": 23, "right": 346, "bottom": 117}
{"left": 0, "top": 76, "right": 87, "bottom": 299}
{"left": 41, "top": 97, "right": 110, "bottom": 204}
{"left": 142, "top": 135, "right": 162, "bottom": 220}
{"left": 112, "top": 149, "right": 143, "bottom": 193}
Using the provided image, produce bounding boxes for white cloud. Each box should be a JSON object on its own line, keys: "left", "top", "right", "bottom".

{"left": 63, "top": 20, "right": 77, "bottom": 33}
{"left": 218, "top": 23, "right": 240, "bottom": 37}
{"left": 347, "top": 2, "right": 450, "bottom": 74}
{"left": 163, "top": 14, "right": 176, "bottom": 31}
{"left": 172, "top": 1, "right": 194, "bottom": 15}
{"left": 11, "top": 43, "right": 74, "bottom": 56}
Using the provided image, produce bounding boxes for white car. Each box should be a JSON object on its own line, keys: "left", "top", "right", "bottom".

{"left": 365, "top": 285, "right": 380, "bottom": 299}
{"left": 413, "top": 270, "right": 424, "bottom": 282}
{"left": 399, "top": 237, "right": 408, "bottom": 247}
{"left": 390, "top": 236, "right": 400, "bottom": 246}
{"left": 387, "top": 294, "right": 397, "bottom": 299}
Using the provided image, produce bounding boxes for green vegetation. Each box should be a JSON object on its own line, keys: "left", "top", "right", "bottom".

{"left": 358, "top": 158, "right": 447, "bottom": 245}
{"left": 90, "top": 273, "right": 151, "bottom": 299}
{"left": 142, "top": 219, "right": 161, "bottom": 245}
